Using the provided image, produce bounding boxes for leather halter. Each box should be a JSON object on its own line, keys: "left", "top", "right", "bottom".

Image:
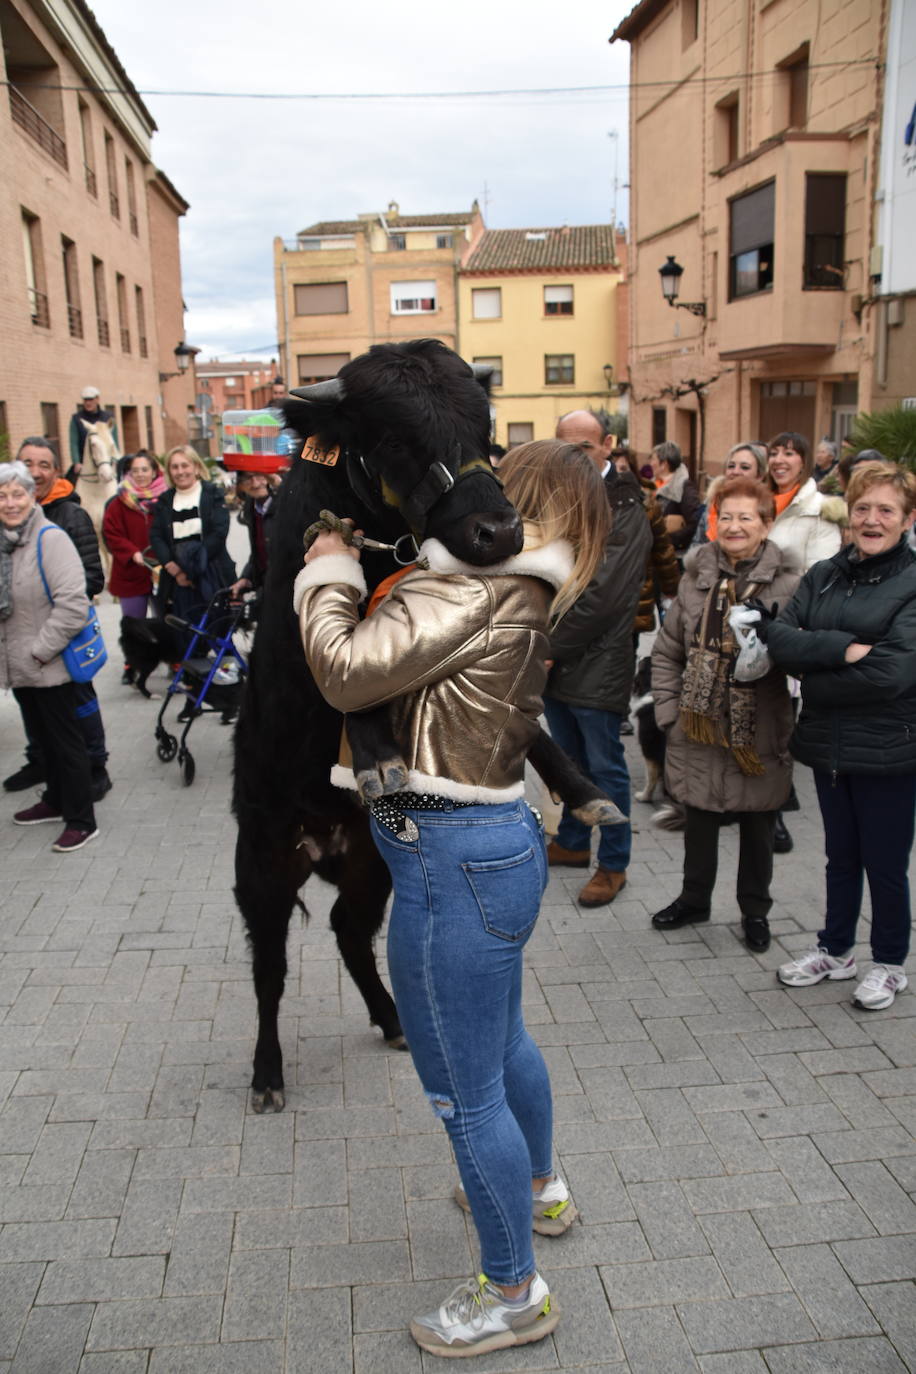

{"left": 348, "top": 446, "right": 497, "bottom": 534}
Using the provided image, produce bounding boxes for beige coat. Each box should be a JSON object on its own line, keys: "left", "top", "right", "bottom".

{"left": 651, "top": 540, "right": 801, "bottom": 814}
{"left": 294, "top": 536, "right": 573, "bottom": 803}
{"left": 768, "top": 477, "right": 844, "bottom": 571}
{"left": 0, "top": 511, "right": 91, "bottom": 689}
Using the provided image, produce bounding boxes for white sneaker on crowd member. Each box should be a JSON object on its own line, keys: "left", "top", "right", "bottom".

{"left": 453, "top": 1174, "right": 578, "bottom": 1236}
{"left": 409, "top": 1271, "right": 558, "bottom": 1356}
{"left": 777, "top": 946, "right": 857, "bottom": 987}
{"left": 853, "top": 964, "right": 908, "bottom": 1011}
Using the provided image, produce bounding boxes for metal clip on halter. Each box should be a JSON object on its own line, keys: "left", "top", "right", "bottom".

{"left": 302, "top": 511, "right": 418, "bottom": 566}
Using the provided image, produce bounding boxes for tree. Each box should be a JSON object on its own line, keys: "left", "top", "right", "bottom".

{"left": 845, "top": 407, "right": 916, "bottom": 469}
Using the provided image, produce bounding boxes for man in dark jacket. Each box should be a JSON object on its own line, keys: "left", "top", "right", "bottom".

{"left": 2, "top": 438, "right": 111, "bottom": 800}
{"left": 549, "top": 410, "right": 653, "bottom": 905}
{"left": 67, "top": 386, "right": 118, "bottom": 484}
{"left": 230, "top": 470, "right": 275, "bottom": 603}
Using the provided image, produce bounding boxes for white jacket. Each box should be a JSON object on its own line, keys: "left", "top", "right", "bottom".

{"left": 768, "top": 478, "right": 844, "bottom": 572}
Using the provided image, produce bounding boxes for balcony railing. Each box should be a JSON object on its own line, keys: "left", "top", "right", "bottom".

{"left": 109, "top": 190, "right": 120, "bottom": 219}
{"left": 97, "top": 317, "right": 110, "bottom": 347}
{"left": 29, "top": 287, "right": 50, "bottom": 328}
{"left": 9, "top": 86, "right": 68, "bottom": 170}
{"left": 139, "top": 335, "right": 148, "bottom": 359}
{"left": 120, "top": 326, "right": 131, "bottom": 353}
{"left": 67, "top": 304, "right": 83, "bottom": 339}
{"left": 129, "top": 212, "right": 138, "bottom": 236}
{"left": 85, "top": 164, "right": 97, "bottom": 197}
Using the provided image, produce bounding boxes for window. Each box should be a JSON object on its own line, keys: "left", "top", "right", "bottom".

{"left": 804, "top": 173, "right": 846, "bottom": 289}
{"left": 224, "top": 394, "right": 244, "bottom": 409}
{"left": 104, "top": 132, "right": 119, "bottom": 218}
{"left": 294, "top": 281, "right": 348, "bottom": 315}
{"left": 61, "top": 236, "right": 82, "bottom": 339}
{"left": 778, "top": 46, "right": 809, "bottom": 130}
{"left": 40, "top": 403, "right": 60, "bottom": 458}
{"left": 436, "top": 234, "right": 453, "bottom": 249}
{"left": 145, "top": 405, "right": 154, "bottom": 450}
{"left": 544, "top": 285, "right": 574, "bottom": 316}
{"left": 297, "top": 352, "right": 350, "bottom": 385}
{"left": 125, "top": 158, "right": 138, "bottom": 235}
{"left": 78, "top": 100, "right": 96, "bottom": 195}
{"left": 135, "top": 286, "right": 148, "bottom": 356}
{"left": 92, "top": 257, "right": 109, "bottom": 346}
{"left": 472, "top": 287, "right": 501, "bottom": 320}
{"left": 729, "top": 180, "right": 775, "bottom": 299}
{"left": 652, "top": 407, "right": 667, "bottom": 446}
{"left": 714, "top": 93, "right": 739, "bottom": 168}
{"left": 682, "top": 0, "right": 699, "bottom": 49}
{"left": 545, "top": 354, "right": 575, "bottom": 385}
{"left": 389, "top": 233, "right": 406, "bottom": 251}
{"left": 390, "top": 280, "right": 437, "bottom": 315}
{"left": 116, "top": 273, "right": 130, "bottom": 352}
{"left": 507, "top": 422, "right": 533, "bottom": 447}
{"left": 473, "top": 356, "right": 503, "bottom": 387}
{"left": 22, "top": 210, "right": 49, "bottom": 328}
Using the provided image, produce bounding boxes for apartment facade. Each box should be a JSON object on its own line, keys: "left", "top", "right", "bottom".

{"left": 273, "top": 201, "right": 484, "bottom": 388}
{"left": 611, "top": 0, "right": 909, "bottom": 480}
{"left": 0, "top": 0, "right": 193, "bottom": 461}
{"left": 197, "top": 359, "right": 280, "bottom": 414}
{"left": 459, "top": 227, "right": 626, "bottom": 448}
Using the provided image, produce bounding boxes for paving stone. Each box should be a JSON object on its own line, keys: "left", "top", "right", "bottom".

{"left": 353, "top": 1330, "right": 422, "bottom": 1374}
{"left": 764, "top": 1136, "right": 850, "bottom": 1204}
{"left": 813, "top": 1126, "right": 916, "bottom": 1164}
{"left": 290, "top": 1239, "right": 412, "bottom": 1289}
{"left": 0, "top": 1263, "right": 43, "bottom": 1360}
{"left": 162, "top": 1211, "right": 233, "bottom": 1296}
{"left": 698, "top": 1355, "right": 768, "bottom": 1373}
{"left": 79, "top": 1353, "right": 151, "bottom": 1373}
{"left": 761, "top": 1336, "right": 908, "bottom": 1372}
{"left": 180, "top": 1175, "right": 292, "bottom": 1214}
{"left": 613, "top": 1143, "right": 724, "bottom": 1183}
{"left": 113, "top": 1179, "right": 181, "bottom": 1256}
{"left": 860, "top": 1281, "right": 916, "bottom": 1371}
{"left": 833, "top": 1161, "right": 916, "bottom": 1236}
{"left": 286, "top": 1285, "right": 352, "bottom": 1374}
{"left": 85, "top": 1297, "right": 222, "bottom": 1352}
{"left": 147, "top": 1343, "right": 283, "bottom": 1373}
{"left": 698, "top": 1211, "right": 789, "bottom": 1297}
{"left": 37, "top": 1255, "right": 165, "bottom": 1304}
{"left": 625, "top": 1180, "right": 709, "bottom": 1258}
{"left": 775, "top": 1242, "right": 882, "bottom": 1339}
{"left": 348, "top": 1164, "right": 407, "bottom": 1242}
{"left": 541, "top": 1263, "right": 624, "bottom": 1367}
{"left": 634, "top": 1088, "right": 707, "bottom": 1144}
{"left": 681, "top": 1172, "right": 796, "bottom": 1214}
{"left": 611, "top": 1305, "right": 699, "bottom": 1374}
{"left": 700, "top": 1109, "right": 774, "bottom": 1174}
{"left": 221, "top": 1248, "right": 289, "bottom": 1343}
{"left": 562, "top": 1152, "right": 635, "bottom": 1223}
{"left": 750, "top": 1103, "right": 853, "bottom": 1139}
{"left": 0, "top": 1185, "right": 71, "bottom": 1224}
{"left": 600, "top": 1255, "right": 728, "bottom": 1306}
{"left": 676, "top": 1291, "right": 817, "bottom": 1352}
{"left": 9, "top": 1303, "right": 93, "bottom": 1374}
{"left": 406, "top": 1198, "right": 472, "bottom": 1280}
{"left": 832, "top": 1236, "right": 916, "bottom": 1284}
{"left": 0, "top": 1219, "right": 116, "bottom": 1261}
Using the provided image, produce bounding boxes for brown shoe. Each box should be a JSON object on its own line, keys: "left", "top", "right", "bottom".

{"left": 578, "top": 868, "right": 627, "bottom": 907}
{"left": 547, "top": 841, "right": 591, "bottom": 868}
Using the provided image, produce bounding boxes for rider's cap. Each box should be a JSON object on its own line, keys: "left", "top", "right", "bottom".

{"left": 81, "top": 386, "right": 100, "bottom": 399}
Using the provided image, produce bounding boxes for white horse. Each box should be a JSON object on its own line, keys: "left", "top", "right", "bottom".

{"left": 75, "top": 419, "right": 120, "bottom": 578}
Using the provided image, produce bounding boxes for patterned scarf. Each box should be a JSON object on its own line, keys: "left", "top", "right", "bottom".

{"left": 118, "top": 473, "right": 167, "bottom": 515}
{"left": 0, "top": 505, "right": 41, "bottom": 621}
{"left": 678, "top": 573, "right": 764, "bottom": 776}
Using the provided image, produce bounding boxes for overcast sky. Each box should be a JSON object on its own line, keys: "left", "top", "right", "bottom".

{"left": 89, "top": 0, "right": 634, "bottom": 362}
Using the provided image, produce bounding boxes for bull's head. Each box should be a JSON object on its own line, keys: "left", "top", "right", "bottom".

{"left": 284, "top": 340, "right": 522, "bottom": 566}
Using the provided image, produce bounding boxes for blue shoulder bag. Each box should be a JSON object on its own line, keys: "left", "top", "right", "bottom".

{"left": 35, "top": 526, "right": 108, "bottom": 682}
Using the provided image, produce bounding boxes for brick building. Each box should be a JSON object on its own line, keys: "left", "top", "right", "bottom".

{"left": 196, "top": 359, "right": 281, "bottom": 415}
{"left": 459, "top": 225, "right": 627, "bottom": 448}
{"left": 273, "top": 201, "right": 484, "bottom": 388}
{"left": 611, "top": 0, "right": 913, "bottom": 481}
{"left": 0, "top": 0, "right": 193, "bottom": 463}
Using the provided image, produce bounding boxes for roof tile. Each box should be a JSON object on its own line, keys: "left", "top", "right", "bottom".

{"left": 461, "top": 226, "right": 619, "bottom": 273}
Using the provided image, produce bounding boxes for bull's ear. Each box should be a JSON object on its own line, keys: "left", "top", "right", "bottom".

{"left": 470, "top": 362, "right": 494, "bottom": 393}
{"left": 289, "top": 378, "right": 345, "bottom": 402}
{"left": 280, "top": 396, "right": 344, "bottom": 442}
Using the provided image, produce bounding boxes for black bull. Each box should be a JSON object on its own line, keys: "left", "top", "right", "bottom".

{"left": 232, "top": 340, "right": 617, "bottom": 1112}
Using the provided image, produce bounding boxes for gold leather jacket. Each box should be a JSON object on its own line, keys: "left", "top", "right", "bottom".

{"left": 294, "top": 535, "right": 573, "bottom": 803}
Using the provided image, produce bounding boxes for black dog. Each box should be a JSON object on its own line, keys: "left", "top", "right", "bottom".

{"left": 119, "top": 616, "right": 185, "bottom": 699}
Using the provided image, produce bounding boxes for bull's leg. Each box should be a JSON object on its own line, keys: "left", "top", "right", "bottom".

{"left": 331, "top": 816, "right": 405, "bottom": 1047}
{"left": 235, "top": 823, "right": 310, "bottom": 1113}
{"left": 346, "top": 707, "right": 408, "bottom": 801}
{"left": 528, "top": 727, "right": 626, "bottom": 827}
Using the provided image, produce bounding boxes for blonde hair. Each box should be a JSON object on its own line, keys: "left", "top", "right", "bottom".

{"left": 845, "top": 460, "right": 916, "bottom": 518}
{"left": 499, "top": 440, "right": 611, "bottom": 621}
{"left": 165, "top": 445, "right": 210, "bottom": 485}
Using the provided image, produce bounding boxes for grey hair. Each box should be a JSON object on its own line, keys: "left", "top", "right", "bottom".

{"left": 652, "top": 440, "right": 682, "bottom": 470}
{"left": 817, "top": 438, "right": 839, "bottom": 461}
{"left": 727, "top": 441, "right": 768, "bottom": 478}
{"left": 16, "top": 435, "right": 60, "bottom": 469}
{"left": 0, "top": 460, "right": 37, "bottom": 495}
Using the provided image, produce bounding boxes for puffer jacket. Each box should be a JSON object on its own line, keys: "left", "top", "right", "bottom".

{"left": 41, "top": 484, "right": 104, "bottom": 597}
{"left": 767, "top": 538, "right": 916, "bottom": 776}
{"left": 294, "top": 535, "right": 573, "bottom": 803}
{"left": 0, "top": 513, "right": 91, "bottom": 689}
{"left": 545, "top": 468, "right": 652, "bottom": 714}
{"left": 634, "top": 494, "right": 680, "bottom": 633}
{"left": 651, "top": 540, "right": 802, "bottom": 812}
{"left": 768, "top": 477, "right": 844, "bottom": 571}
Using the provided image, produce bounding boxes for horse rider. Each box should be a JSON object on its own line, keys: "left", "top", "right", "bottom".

{"left": 2, "top": 438, "right": 112, "bottom": 802}
{"left": 67, "top": 386, "right": 118, "bottom": 484}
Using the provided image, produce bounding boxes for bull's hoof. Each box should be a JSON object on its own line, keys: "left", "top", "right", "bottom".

{"left": 380, "top": 761, "right": 408, "bottom": 794}
{"left": 385, "top": 1033, "right": 409, "bottom": 1051}
{"left": 572, "top": 798, "right": 627, "bottom": 827}
{"left": 251, "top": 1086, "right": 286, "bottom": 1113}
{"left": 356, "top": 770, "right": 383, "bottom": 802}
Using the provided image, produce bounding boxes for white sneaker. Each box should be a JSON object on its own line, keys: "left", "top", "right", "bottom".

{"left": 777, "top": 946, "right": 857, "bottom": 987}
{"left": 453, "top": 1174, "right": 578, "bottom": 1236}
{"left": 410, "top": 1271, "right": 558, "bottom": 1357}
{"left": 853, "top": 964, "right": 908, "bottom": 1011}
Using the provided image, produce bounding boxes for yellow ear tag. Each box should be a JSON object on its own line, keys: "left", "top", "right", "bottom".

{"left": 301, "top": 441, "right": 340, "bottom": 467}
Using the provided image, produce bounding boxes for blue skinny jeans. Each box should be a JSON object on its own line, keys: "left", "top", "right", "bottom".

{"left": 544, "top": 699, "right": 632, "bottom": 870}
{"left": 371, "top": 800, "right": 553, "bottom": 1286}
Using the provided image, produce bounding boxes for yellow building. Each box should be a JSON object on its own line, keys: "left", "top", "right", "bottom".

{"left": 273, "top": 201, "right": 483, "bottom": 387}
{"left": 611, "top": 0, "right": 913, "bottom": 480}
{"left": 459, "top": 227, "right": 626, "bottom": 447}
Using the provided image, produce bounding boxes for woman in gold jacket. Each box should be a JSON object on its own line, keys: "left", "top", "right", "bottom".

{"left": 295, "top": 442, "right": 607, "bottom": 1359}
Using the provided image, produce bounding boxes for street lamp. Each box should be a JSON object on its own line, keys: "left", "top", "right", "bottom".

{"left": 602, "top": 363, "right": 614, "bottom": 390}
{"left": 159, "top": 341, "right": 199, "bottom": 383}
{"left": 659, "top": 255, "right": 706, "bottom": 317}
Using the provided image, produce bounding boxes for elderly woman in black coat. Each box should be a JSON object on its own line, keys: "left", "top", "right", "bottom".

{"left": 766, "top": 461, "right": 916, "bottom": 1011}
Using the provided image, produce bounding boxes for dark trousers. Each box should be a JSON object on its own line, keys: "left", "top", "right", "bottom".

{"left": 814, "top": 771, "right": 916, "bottom": 966}
{"left": 22, "top": 680, "right": 107, "bottom": 772}
{"left": 681, "top": 806, "right": 776, "bottom": 918}
{"left": 13, "top": 685, "right": 96, "bottom": 832}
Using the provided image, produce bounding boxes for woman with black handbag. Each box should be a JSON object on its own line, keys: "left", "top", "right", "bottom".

{"left": 0, "top": 461, "right": 97, "bottom": 852}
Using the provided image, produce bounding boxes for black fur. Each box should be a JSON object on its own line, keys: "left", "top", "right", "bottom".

{"left": 119, "top": 616, "right": 185, "bottom": 698}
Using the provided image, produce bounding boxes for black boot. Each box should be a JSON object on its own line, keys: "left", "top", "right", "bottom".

{"left": 3, "top": 760, "right": 46, "bottom": 792}
{"left": 773, "top": 813, "right": 793, "bottom": 854}
{"left": 742, "top": 913, "right": 771, "bottom": 953}
{"left": 90, "top": 768, "right": 113, "bottom": 802}
{"left": 652, "top": 897, "right": 711, "bottom": 930}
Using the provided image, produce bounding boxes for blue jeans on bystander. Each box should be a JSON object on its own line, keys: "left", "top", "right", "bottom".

{"left": 544, "top": 699, "right": 632, "bottom": 871}
{"left": 371, "top": 800, "right": 553, "bottom": 1287}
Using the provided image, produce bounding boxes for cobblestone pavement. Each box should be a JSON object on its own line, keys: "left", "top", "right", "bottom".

{"left": 1, "top": 600, "right": 914, "bottom": 1373}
